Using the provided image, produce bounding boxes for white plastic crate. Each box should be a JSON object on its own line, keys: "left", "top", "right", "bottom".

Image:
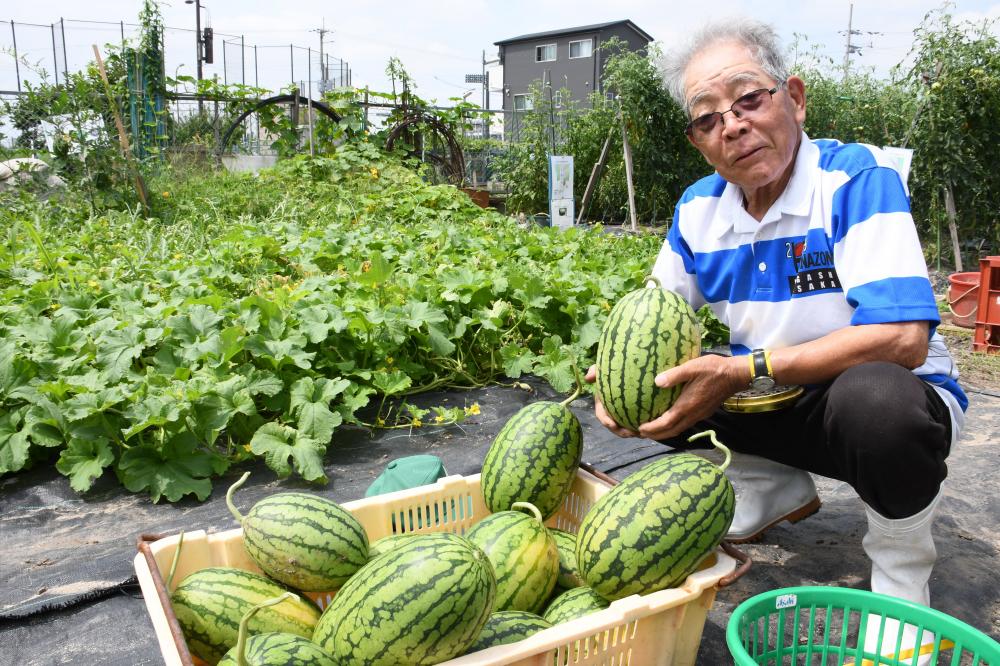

{"left": 135, "top": 467, "right": 741, "bottom": 666}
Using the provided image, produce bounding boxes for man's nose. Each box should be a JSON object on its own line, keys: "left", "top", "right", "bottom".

{"left": 720, "top": 110, "right": 751, "bottom": 138}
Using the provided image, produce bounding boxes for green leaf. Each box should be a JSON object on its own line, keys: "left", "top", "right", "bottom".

{"left": 501, "top": 344, "right": 535, "bottom": 378}
{"left": 371, "top": 369, "right": 412, "bottom": 396}
{"left": 249, "top": 422, "right": 327, "bottom": 482}
{"left": 357, "top": 252, "right": 394, "bottom": 286}
{"left": 424, "top": 324, "right": 456, "bottom": 356}
{"left": 118, "top": 436, "right": 219, "bottom": 503}
{"left": 296, "top": 304, "right": 349, "bottom": 343}
{"left": 56, "top": 437, "right": 114, "bottom": 492}
{"left": 245, "top": 335, "right": 315, "bottom": 370}
{"left": 289, "top": 377, "right": 351, "bottom": 443}
{"left": 0, "top": 409, "right": 31, "bottom": 474}
{"left": 400, "top": 301, "right": 447, "bottom": 329}
{"left": 96, "top": 326, "right": 160, "bottom": 381}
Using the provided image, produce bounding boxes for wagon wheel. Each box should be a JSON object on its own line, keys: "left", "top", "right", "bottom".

{"left": 218, "top": 93, "right": 342, "bottom": 157}
{"left": 385, "top": 112, "right": 466, "bottom": 186}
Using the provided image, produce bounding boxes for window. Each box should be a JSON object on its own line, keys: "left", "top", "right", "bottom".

{"left": 535, "top": 44, "right": 556, "bottom": 62}
{"left": 569, "top": 39, "right": 593, "bottom": 59}
{"left": 514, "top": 94, "right": 534, "bottom": 111}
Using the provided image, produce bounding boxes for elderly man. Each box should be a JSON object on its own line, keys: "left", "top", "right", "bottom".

{"left": 590, "top": 17, "right": 967, "bottom": 659}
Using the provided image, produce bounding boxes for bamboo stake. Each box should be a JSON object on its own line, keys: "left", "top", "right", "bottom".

{"left": 944, "top": 184, "right": 962, "bottom": 272}
{"left": 621, "top": 118, "right": 638, "bottom": 232}
{"left": 92, "top": 44, "right": 149, "bottom": 212}
{"left": 576, "top": 122, "right": 615, "bottom": 225}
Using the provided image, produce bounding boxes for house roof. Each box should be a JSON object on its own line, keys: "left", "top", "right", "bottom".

{"left": 494, "top": 20, "right": 653, "bottom": 46}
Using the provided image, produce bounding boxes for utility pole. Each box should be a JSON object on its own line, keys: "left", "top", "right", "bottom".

{"left": 840, "top": 3, "right": 881, "bottom": 81}
{"left": 312, "top": 20, "right": 329, "bottom": 88}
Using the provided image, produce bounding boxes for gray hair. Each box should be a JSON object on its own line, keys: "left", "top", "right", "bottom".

{"left": 661, "top": 17, "right": 790, "bottom": 114}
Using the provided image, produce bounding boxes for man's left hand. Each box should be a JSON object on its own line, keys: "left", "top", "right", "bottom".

{"left": 637, "top": 354, "right": 747, "bottom": 441}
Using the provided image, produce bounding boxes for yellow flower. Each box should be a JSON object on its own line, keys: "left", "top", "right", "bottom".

{"left": 162, "top": 191, "right": 170, "bottom": 198}
{"left": 434, "top": 414, "right": 446, "bottom": 423}
{"left": 386, "top": 356, "right": 394, "bottom": 366}
{"left": 87, "top": 280, "right": 99, "bottom": 288}
{"left": 465, "top": 403, "right": 481, "bottom": 416}
{"left": 173, "top": 253, "right": 183, "bottom": 260}
{"left": 361, "top": 260, "right": 372, "bottom": 273}
{"left": 50, "top": 303, "right": 60, "bottom": 310}
{"left": 376, "top": 417, "right": 385, "bottom": 426}
{"left": 369, "top": 167, "right": 379, "bottom": 179}
{"left": 411, "top": 418, "right": 423, "bottom": 427}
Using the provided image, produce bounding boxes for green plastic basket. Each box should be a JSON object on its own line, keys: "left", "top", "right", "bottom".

{"left": 727, "top": 586, "right": 1000, "bottom": 665}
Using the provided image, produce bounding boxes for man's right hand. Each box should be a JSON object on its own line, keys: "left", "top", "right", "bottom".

{"left": 585, "top": 364, "right": 639, "bottom": 438}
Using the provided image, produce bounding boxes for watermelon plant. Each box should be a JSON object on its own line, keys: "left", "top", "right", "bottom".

{"left": 595, "top": 278, "right": 701, "bottom": 431}
{"left": 170, "top": 567, "right": 321, "bottom": 664}
{"left": 226, "top": 471, "right": 369, "bottom": 591}
{"left": 480, "top": 384, "right": 583, "bottom": 520}
{"left": 217, "top": 593, "right": 336, "bottom": 666}
{"left": 575, "top": 430, "right": 735, "bottom": 601}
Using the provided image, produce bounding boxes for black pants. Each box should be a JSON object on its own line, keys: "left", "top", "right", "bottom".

{"left": 663, "top": 362, "right": 952, "bottom": 520}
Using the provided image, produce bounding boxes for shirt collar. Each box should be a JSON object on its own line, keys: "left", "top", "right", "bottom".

{"left": 714, "top": 131, "right": 817, "bottom": 237}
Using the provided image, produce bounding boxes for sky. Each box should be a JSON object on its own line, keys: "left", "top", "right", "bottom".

{"left": 3, "top": 0, "right": 1000, "bottom": 108}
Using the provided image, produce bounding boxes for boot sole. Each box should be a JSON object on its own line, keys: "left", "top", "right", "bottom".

{"left": 727, "top": 496, "right": 822, "bottom": 544}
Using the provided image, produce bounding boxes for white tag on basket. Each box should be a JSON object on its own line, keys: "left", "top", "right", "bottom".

{"left": 775, "top": 594, "right": 798, "bottom": 610}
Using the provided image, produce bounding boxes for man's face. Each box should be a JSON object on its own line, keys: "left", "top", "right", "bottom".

{"left": 682, "top": 41, "right": 806, "bottom": 194}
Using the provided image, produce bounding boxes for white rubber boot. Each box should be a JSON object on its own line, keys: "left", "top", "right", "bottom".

{"left": 862, "top": 493, "right": 942, "bottom": 665}
{"left": 724, "top": 452, "right": 821, "bottom": 543}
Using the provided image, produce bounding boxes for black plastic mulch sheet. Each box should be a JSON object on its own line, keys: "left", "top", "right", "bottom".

{"left": 2, "top": 377, "right": 998, "bottom": 666}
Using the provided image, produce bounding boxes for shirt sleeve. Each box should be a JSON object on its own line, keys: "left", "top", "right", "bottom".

{"left": 830, "top": 165, "right": 940, "bottom": 328}
{"left": 650, "top": 204, "right": 707, "bottom": 310}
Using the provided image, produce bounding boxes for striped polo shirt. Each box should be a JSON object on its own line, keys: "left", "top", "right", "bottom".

{"left": 650, "top": 132, "right": 967, "bottom": 439}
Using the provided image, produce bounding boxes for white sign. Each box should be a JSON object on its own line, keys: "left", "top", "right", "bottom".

{"left": 548, "top": 155, "right": 574, "bottom": 229}
{"left": 881, "top": 146, "right": 914, "bottom": 193}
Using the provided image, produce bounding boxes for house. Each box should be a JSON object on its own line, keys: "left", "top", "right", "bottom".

{"left": 493, "top": 20, "right": 653, "bottom": 113}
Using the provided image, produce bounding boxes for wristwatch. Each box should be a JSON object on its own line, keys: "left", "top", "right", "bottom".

{"left": 749, "top": 349, "right": 776, "bottom": 391}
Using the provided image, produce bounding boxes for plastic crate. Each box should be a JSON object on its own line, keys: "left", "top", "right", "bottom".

{"left": 135, "top": 466, "right": 745, "bottom": 666}
{"left": 727, "top": 586, "right": 1000, "bottom": 665}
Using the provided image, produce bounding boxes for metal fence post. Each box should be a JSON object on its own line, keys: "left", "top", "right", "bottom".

{"left": 50, "top": 23, "right": 59, "bottom": 85}
{"left": 60, "top": 18, "right": 68, "bottom": 81}
{"left": 290, "top": 44, "right": 294, "bottom": 85}
{"left": 222, "top": 39, "right": 228, "bottom": 84}
{"left": 11, "top": 21, "right": 21, "bottom": 92}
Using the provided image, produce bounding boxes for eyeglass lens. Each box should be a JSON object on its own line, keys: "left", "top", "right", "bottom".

{"left": 690, "top": 88, "right": 771, "bottom": 137}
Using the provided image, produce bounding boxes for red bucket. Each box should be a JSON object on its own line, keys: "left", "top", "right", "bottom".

{"left": 948, "top": 271, "right": 980, "bottom": 328}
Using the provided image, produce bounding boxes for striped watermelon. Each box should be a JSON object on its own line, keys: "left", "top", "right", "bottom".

{"left": 312, "top": 533, "right": 495, "bottom": 665}
{"left": 218, "top": 592, "right": 335, "bottom": 666}
{"left": 595, "top": 282, "right": 700, "bottom": 430}
{"left": 465, "top": 611, "right": 552, "bottom": 654}
{"left": 226, "top": 472, "right": 369, "bottom": 591}
{"left": 465, "top": 502, "right": 559, "bottom": 613}
{"left": 575, "top": 431, "right": 735, "bottom": 600}
{"left": 171, "top": 567, "right": 321, "bottom": 664}
{"left": 480, "top": 399, "right": 583, "bottom": 520}
{"left": 542, "top": 587, "right": 610, "bottom": 625}
{"left": 549, "top": 528, "right": 585, "bottom": 589}
{"left": 367, "top": 533, "right": 413, "bottom": 560}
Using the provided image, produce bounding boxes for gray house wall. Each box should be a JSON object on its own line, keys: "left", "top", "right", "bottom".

{"left": 497, "top": 23, "right": 651, "bottom": 112}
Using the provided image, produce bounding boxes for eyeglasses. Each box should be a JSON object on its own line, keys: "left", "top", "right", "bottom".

{"left": 685, "top": 81, "right": 786, "bottom": 142}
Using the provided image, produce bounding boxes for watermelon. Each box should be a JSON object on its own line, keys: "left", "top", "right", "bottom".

{"left": 465, "top": 611, "right": 552, "bottom": 654}
{"left": 367, "top": 533, "right": 413, "bottom": 560}
{"left": 549, "top": 528, "right": 585, "bottom": 589}
{"left": 218, "top": 592, "right": 335, "bottom": 666}
{"left": 575, "top": 430, "right": 735, "bottom": 601}
{"left": 595, "top": 281, "right": 700, "bottom": 431}
{"left": 226, "top": 472, "right": 369, "bottom": 591}
{"left": 465, "top": 502, "right": 559, "bottom": 613}
{"left": 312, "top": 533, "right": 495, "bottom": 665}
{"left": 480, "top": 398, "right": 583, "bottom": 520}
{"left": 542, "top": 587, "right": 610, "bottom": 624}
{"left": 171, "top": 567, "right": 321, "bottom": 664}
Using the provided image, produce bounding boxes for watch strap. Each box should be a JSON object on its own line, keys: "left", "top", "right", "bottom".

{"left": 750, "top": 349, "right": 773, "bottom": 382}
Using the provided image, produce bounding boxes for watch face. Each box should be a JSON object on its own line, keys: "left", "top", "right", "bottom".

{"left": 751, "top": 376, "right": 776, "bottom": 391}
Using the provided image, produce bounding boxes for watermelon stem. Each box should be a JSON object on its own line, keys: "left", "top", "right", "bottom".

{"left": 644, "top": 274, "right": 662, "bottom": 288}
{"left": 233, "top": 592, "right": 298, "bottom": 666}
{"left": 226, "top": 471, "right": 251, "bottom": 524}
{"left": 511, "top": 501, "right": 544, "bottom": 523}
{"left": 559, "top": 360, "right": 584, "bottom": 407}
{"left": 164, "top": 530, "right": 185, "bottom": 590}
{"left": 686, "top": 430, "right": 732, "bottom": 471}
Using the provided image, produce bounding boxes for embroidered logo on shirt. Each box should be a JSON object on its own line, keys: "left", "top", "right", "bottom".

{"left": 787, "top": 240, "right": 841, "bottom": 295}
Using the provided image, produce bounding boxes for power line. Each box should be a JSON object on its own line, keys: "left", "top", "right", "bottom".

{"left": 840, "top": 2, "right": 883, "bottom": 80}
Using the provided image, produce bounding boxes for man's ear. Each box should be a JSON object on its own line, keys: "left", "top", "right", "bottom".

{"left": 786, "top": 76, "right": 807, "bottom": 126}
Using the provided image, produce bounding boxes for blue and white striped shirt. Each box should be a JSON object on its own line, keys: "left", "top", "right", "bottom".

{"left": 651, "top": 133, "right": 967, "bottom": 437}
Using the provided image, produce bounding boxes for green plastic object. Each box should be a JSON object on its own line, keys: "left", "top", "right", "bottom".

{"left": 365, "top": 455, "right": 447, "bottom": 498}
{"left": 727, "top": 586, "right": 1000, "bottom": 665}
